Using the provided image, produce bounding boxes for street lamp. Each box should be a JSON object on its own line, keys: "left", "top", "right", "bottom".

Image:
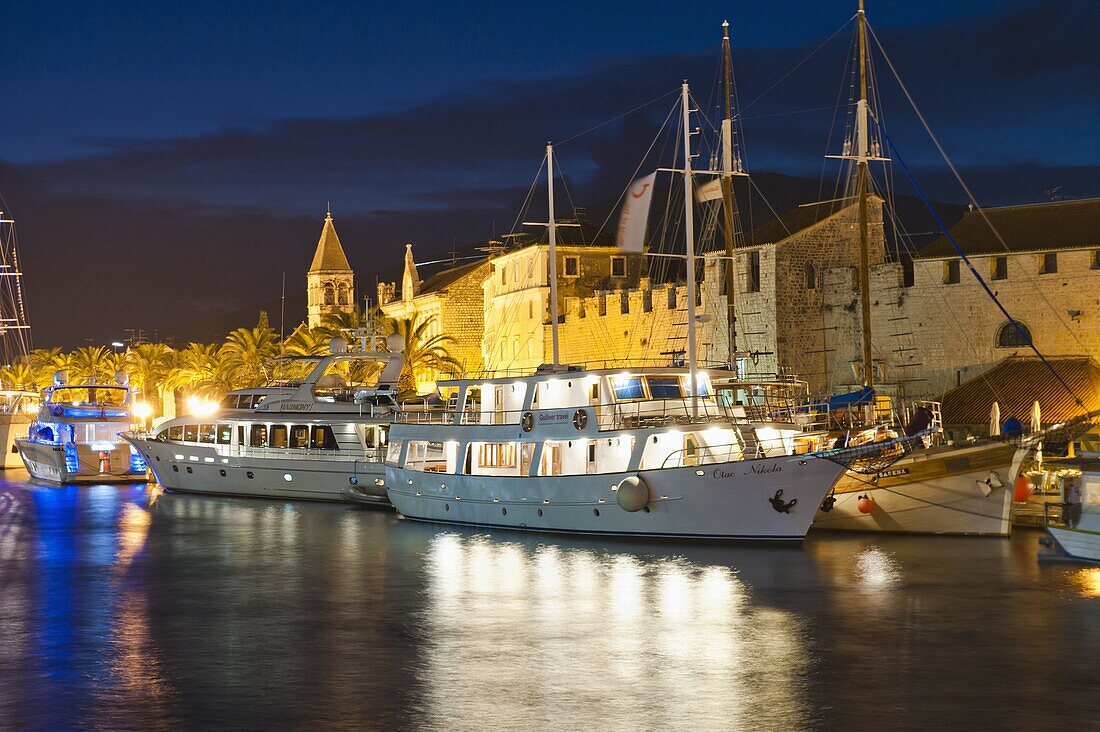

{"left": 111, "top": 341, "right": 125, "bottom": 354}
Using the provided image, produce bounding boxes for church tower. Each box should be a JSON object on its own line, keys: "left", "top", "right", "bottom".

{"left": 307, "top": 209, "right": 355, "bottom": 328}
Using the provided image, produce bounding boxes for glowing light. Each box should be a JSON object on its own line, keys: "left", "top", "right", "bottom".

{"left": 1070, "top": 567, "right": 1100, "bottom": 598}
{"left": 184, "top": 396, "right": 219, "bottom": 418}
{"left": 132, "top": 401, "right": 154, "bottom": 420}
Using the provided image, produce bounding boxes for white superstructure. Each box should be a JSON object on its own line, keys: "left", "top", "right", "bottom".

{"left": 126, "top": 338, "right": 405, "bottom": 504}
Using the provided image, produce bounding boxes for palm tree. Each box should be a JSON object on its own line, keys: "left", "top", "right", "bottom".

{"left": 0, "top": 362, "right": 36, "bottom": 391}
{"left": 28, "top": 347, "right": 67, "bottom": 387}
{"left": 125, "top": 343, "right": 173, "bottom": 413}
{"left": 280, "top": 323, "right": 331, "bottom": 357}
{"left": 386, "top": 316, "right": 462, "bottom": 398}
{"left": 68, "top": 345, "right": 112, "bottom": 383}
{"left": 220, "top": 315, "right": 279, "bottom": 388}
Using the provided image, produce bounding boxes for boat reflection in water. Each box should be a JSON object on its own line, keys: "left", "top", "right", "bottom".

{"left": 416, "top": 531, "right": 815, "bottom": 730}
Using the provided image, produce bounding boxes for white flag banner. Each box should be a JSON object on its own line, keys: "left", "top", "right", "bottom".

{"left": 695, "top": 177, "right": 722, "bottom": 203}
{"left": 617, "top": 172, "right": 656, "bottom": 252}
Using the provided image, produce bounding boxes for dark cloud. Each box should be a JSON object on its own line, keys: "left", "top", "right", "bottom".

{"left": 5, "top": 0, "right": 1099, "bottom": 347}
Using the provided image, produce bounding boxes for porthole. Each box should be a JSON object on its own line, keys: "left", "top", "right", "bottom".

{"left": 642, "top": 506, "right": 651, "bottom": 514}
{"left": 155, "top": 456, "right": 161, "bottom": 462}
{"left": 593, "top": 508, "right": 600, "bottom": 517}
{"left": 445, "top": 503, "right": 450, "bottom": 512}
{"left": 283, "top": 473, "right": 293, "bottom": 482}
{"left": 172, "top": 465, "right": 178, "bottom": 472}
{"left": 246, "top": 471, "right": 254, "bottom": 479}
{"left": 186, "top": 466, "right": 193, "bottom": 474}
{"left": 349, "top": 476, "right": 359, "bottom": 486}
{"left": 219, "top": 469, "right": 227, "bottom": 477}
{"left": 502, "top": 507, "right": 507, "bottom": 516}
{"left": 798, "top": 459, "right": 808, "bottom": 466}
{"left": 538, "top": 508, "right": 543, "bottom": 517}
{"left": 695, "top": 470, "right": 705, "bottom": 476}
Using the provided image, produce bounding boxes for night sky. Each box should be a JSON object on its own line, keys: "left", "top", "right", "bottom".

{"left": 3, "top": 0, "right": 1097, "bottom": 347}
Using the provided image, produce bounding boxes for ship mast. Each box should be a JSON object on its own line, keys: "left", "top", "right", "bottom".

{"left": 856, "top": 0, "right": 874, "bottom": 396}
{"left": 681, "top": 82, "right": 699, "bottom": 419}
{"left": 546, "top": 142, "right": 561, "bottom": 366}
{"left": 719, "top": 20, "right": 738, "bottom": 362}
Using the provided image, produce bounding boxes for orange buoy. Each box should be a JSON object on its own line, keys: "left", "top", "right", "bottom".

{"left": 1013, "top": 475, "right": 1031, "bottom": 503}
{"left": 857, "top": 495, "right": 874, "bottom": 514}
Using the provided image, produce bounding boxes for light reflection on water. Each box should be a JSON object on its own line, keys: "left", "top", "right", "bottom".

{"left": 418, "top": 532, "right": 811, "bottom": 731}
{"left": 0, "top": 478, "right": 1097, "bottom": 729}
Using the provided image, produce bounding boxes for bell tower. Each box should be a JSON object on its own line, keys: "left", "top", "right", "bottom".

{"left": 307, "top": 208, "right": 355, "bottom": 328}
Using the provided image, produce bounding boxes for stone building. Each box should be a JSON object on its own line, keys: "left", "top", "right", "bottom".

{"left": 378, "top": 244, "right": 490, "bottom": 391}
{"left": 307, "top": 211, "right": 355, "bottom": 328}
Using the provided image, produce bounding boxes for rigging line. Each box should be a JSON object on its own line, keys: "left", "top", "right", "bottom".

{"left": 739, "top": 14, "right": 856, "bottom": 117}
{"left": 865, "top": 19, "right": 1092, "bottom": 358}
{"left": 881, "top": 128, "right": 1086, "bottom": 410}
{"left": 556, "top": 89, "right": 679, "bottom": 147}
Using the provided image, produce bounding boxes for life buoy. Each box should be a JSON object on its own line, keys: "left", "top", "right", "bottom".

{"left": 573, "top": 409, "right": 589, "bottom": 430}
{"left": 521, "top": 411, "right": 534, "bottom": 432}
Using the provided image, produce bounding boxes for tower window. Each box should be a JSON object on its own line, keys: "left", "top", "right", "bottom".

{"left": 996, "top": 321, "right": 1032, "bottom": 348}
{"left": 610, "top": 256, "right": 626, "bottom": 277}
{"left": 805, "top": 262, "right": 817, "bottom": 290}
{"left": 943, "top": 259, "right": 960, "bottom": 284}
{"left": 324, "top": 282, "right": 336, "bottom": 305}
{"left": 746, "top": 251, "right": 761, "bottom": 293}
{"left": 564, "top": 256, "right": 579, "bottom": 277}
{"left": 1039, "top": 252, "right": 1058, "bottom": 274}
{"left": 991, "top": 256, "right": 1008, "bottom": 281}
{"left": 1092, "top": 250, "right": 1100, "bottom": 270}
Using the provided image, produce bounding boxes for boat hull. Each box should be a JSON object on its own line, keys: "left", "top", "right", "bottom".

{"left": 386, "top": 455, "right": 845, "bottom": 542}
{"left": 0, "top": 413, "right": 31, "bottom": 469}
{"left": 812, "top": 441, "right": 1023, "bottom": 536}
{"left": 16, "top": 439, "right": 146, "bottom": 484}
{"left": 127, "top": 435, "right": 389, "bottom": 504}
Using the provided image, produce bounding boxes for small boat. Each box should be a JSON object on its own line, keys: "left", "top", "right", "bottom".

{"left": 0, "top": 390, "right": 37, "bottom": 468}
{"left": 1044, "top": 462, "right": 1100, "bottom": 563}
{"left": 125, "top": 336, "right": 404, "bottom": 504}
{"left": 16, "top": 373, "right": 147, "bottom": 483}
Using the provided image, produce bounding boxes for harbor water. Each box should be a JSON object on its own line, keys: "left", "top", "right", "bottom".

{"left": 0, "top": 475, "right": 1096, "bottom": 730}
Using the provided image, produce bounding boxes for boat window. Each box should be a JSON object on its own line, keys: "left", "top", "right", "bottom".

{"left": 221, "top": 394, "right": 240, "bottom": 409}
{"left": 249, "top": 424, "right": 268, "bottom": 447}
{"left": 216, "top": 424, "right": 232, "bottom": 444}
{"left": 406, "top": 441, "right": 446, "bottom": 471}
{"left": 310, "top": 425, "right": 339, "bottom": 450}
{"left": 378, "top": 425, "right": 388, "bottom": 445}
{"left": 611, "top": 376, "right": 645, "bottom": 400}
{"left": 385, "top": 439, "right": 403, "bottom": 466}
{"left": 647, "top": 377, "right": 682, "bottom": 399}
{"left": 478, "top": 442, "right": 516, "bottom": 468}
{"left": 684, "top": 377, "right": 710, "bottom": 397}
{"left": 183, "top": 424, "right": 198, "bottom": 442}
{"left": 237, "top": 425, "right": 245, "bottom": 445}
{"left": 48, "top": 386, "right": 128, "bottom": 407}
{"left": 290, "top": 425, "right": 310, "bottom": 449}
{"left": 167, "top": 425, "right": 183, "bottom": 441}
{"left": 269, "top": 425, "right": 289, "bottom": 449}
{"left": 363, "top": 426, "right": 376, "bottom": 448}
{"left": 199, "top": 425, "right": 216, "bottom": 444}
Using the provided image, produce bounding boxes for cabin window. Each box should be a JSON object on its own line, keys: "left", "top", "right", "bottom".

{"left": 269, "top": 424, "right": 289, "bottom": 449}
{"left": 363, "top": 426, "right": 377, "bottom": 448}
{"left": 310, "top": 425, "right": 339, "bottom": 450}
{"left": 611, "top": 376, "right": 645, "bottom": 400}
{"left": 478, "top": 442, "right": 516, "bottom": 468}
{"left": 168, "top": 426, "right": 183, "bottom": 441}
{"left": 996, "top": 322, "right": 1032, "bottom": 348}
{"left": 385, "top": 439, "right": 403, "bottom": 465}
{"left": 683, "top": 377, "right": 710, "bottom": 397}
{"left": 221, "top": 394, "right": 240, "bottom": 409}
{"left": 647, "top": 376, "right": 683, "bottom": 399}
{"left": 683, "top": 434, "right": 700, "bottom": 467}
{"left": 290, "top": 425, "right": 310, "bottom": 449}
{"left": 564, "top": 256, "right": 579, "bottom": 277}
{"left": 746, "top": 251, "right": 761, "bottom": 293}
{"left": 237, "top": 425, "right": 245, "bottom": 445}
{"left": 991, "top": 256, "right": 1008, "bottom": 280}
{"left": 1039, "top": 252, "right": 1058, "bottom": 274}
{"left": 216, "top": 424, "right": 232, "bottom": 444}
{"left": 183, "top": 424, "right": 198, "bottom": 442}
{"left": 249, "top": 424, "right": 268, "bottom": 447}
{"left": 943, "top": 259, "right": 960, "bottom": 284}
{"left": 805, "top": 262, "right": 817, "bottom": 290}
{"left": 610, "top": 256, "right": 626, "bottom": 277}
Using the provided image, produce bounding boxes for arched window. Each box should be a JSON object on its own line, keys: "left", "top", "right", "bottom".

{"left": 805, "top": 262, "right": 817, "bottom": 290}
{"left": 323, "top": 282, "right": 335, "bottom": 306}
{"left": 337, "top": 283, "right": 350, "bottom": 305}
{"left": 996, "top": 321, "right": 1031, "bottom": 348}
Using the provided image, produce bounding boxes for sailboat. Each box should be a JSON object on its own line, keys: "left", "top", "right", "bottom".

{"left": 0, "top": 211, "right": 38, "bottom": 468}
{"left": 384, "top": 84, "right": 918, "bottom": 542}
{"left": 805, "top": 2, "right": 1034, "bottom": 535}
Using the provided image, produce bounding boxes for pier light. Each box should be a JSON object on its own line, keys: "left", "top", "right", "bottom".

{"left": 184, "top": 395, "right": 219, "bottom": 418}
{"left": 132, "top": 402, "right": 154, "bottom": 421}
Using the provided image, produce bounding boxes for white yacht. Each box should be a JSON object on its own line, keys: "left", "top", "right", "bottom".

{"left": 125, "top": 337, "right": 404, "bottom": 505}
{"left": 1043, "top": 461, "right": 1100, "bottom": 563}
{"left": 16, "top": 373, "right": 147, "bottom": 483}
{"left": 385, "top": 365, "right": 909, "bottom": 541}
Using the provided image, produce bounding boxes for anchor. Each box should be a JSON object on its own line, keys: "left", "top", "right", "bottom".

{"left": 769, "top": 489, "right": 797, "bottom": 514}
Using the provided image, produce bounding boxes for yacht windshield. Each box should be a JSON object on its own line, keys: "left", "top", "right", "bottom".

{"left": 49, "top": 387, "right": 128, "bottom": 406}
{"left": 264, "top": 358, "right": 323, "bottom": 387}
